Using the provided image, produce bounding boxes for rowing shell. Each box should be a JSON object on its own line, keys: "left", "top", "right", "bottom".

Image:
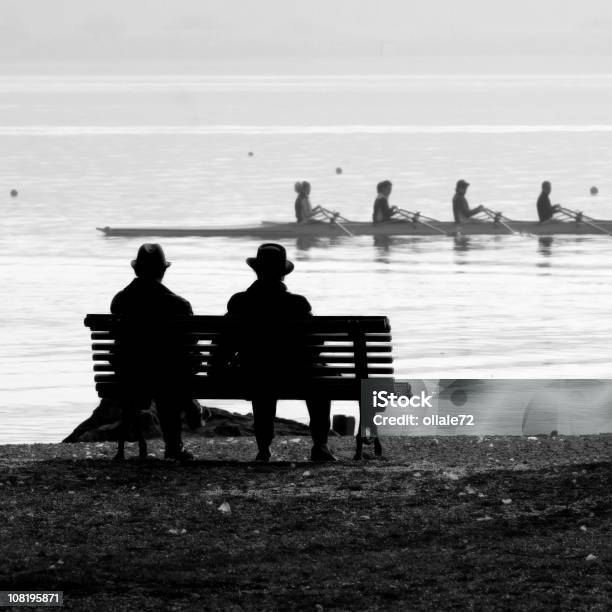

{"left": 96, "top": 220, "right": 612, "bottom": 238}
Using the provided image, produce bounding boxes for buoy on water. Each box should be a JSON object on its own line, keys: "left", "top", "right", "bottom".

{"left": 335, "top": 167, "right": 343, "bottom": 175}
{"left": 10, "top": 189, "right": 18, "bottom": 197}
{"left": 248, "top": 151, "right": 254, "bottom": 157}
{"left": 590, "top": 186, "right": 599, "bottom": 196}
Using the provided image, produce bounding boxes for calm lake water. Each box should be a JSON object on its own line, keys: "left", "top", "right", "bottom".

{"left": 1, "top": 74, "right": 612, "bottom": 442}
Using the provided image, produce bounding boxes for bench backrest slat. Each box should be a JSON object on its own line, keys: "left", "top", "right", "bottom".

{"left": 84, "top": 314, "right": 390, "bottom": 333}
{"left": 84, "top": 314, "right": 394, "bottom": 399}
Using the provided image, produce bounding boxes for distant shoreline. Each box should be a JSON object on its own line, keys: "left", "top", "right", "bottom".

{"left": 3, "top": 57, "right": 612, "bottom": 76}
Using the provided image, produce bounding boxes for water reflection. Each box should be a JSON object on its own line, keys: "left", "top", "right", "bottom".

{"left": 374, "top": 236, "right": 444, "bottom": 264}
{"left": 453, "top": 235, "right": 471, "bottom": 253}
{"left": 296, "top": 236, "right": 325, "bottom": 252}
{"left": 490, "top": 235, "right": 504, "bottom": 249}
{"left": 536, "top": 236, "right": 554, "bottom": 270}
{"left": 538, "top": 236, "right": 554, "bottom": 256}
{"left": 294, "top": 235, "right": 347, "bottom": 252}
{"left": 372, "top": 235, "right": 429, "bottom": 252}
{"left": 373, "top": 235, "right": 393, "bottom": 251}
{"left": 453, "top": 235, "right": 471, "bottom": 267}
{"left": 535, "top": 236, "right": 595, "bottom": 270}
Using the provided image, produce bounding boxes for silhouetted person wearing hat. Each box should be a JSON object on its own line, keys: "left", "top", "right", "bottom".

{"left": 537, "top": 181, "right": 561, "bottom": 222}
{"left": 216, "top": 243, "right": 335, "bottom": 462}
{"left": 111, "top": 243, "right": 197, "bottom": 462}
{"left": 453, "top": 180, "right": 484, "bottom": 223}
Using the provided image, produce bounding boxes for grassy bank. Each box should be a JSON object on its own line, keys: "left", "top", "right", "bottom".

{"left": 0, "top": 435, "right": 610, "bottom": 611}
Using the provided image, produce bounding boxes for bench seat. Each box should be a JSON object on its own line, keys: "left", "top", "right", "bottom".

{"left": 84, "top": 314, "right": 394, "bottom": 401}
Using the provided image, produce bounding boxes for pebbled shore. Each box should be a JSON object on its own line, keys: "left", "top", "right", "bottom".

{"left": 0, "top": 435, "right": 610, "bottom": 611}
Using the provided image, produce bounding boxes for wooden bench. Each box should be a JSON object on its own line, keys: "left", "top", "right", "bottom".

{"left": 84, "top": 314, "right": 394, "bottom": 458}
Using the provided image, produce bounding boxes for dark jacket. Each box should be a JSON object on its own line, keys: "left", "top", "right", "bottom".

{"left": 537, "top": 192, "right": 554, "bottom": 222}
{"left": 110, "top": 277, "right": 194, "bottom": 386}
{"left": 111, "top": 277, "right": 193, "bottom": 317}
{"left": 453, "top": 192, "right": 470, "bottom": 223}
{"left": 215, "top": 280, "right": 314, "bottom": 381}
{"left": 373, "top": 194, "right": 392, "bottom": 223}
{"left": 295, "top": 193, "right": 313, "bottom": 223}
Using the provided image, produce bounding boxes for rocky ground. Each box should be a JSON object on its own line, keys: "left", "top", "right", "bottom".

{"left": 0, "top": 434, "right": 610, "bottom": 611}
{"left": 62, "top": 400, "right": 312, "bottom": 442}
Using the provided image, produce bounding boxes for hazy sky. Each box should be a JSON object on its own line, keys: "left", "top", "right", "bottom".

{"left": 1, "top": 0, "right": 612, "bottom": 68}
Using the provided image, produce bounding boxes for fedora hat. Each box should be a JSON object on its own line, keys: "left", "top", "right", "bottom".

{"left": 131, "top": 243, "right": 171, "bottom": 273}
{"left": 247, "top": 243, "right": 294, "bottom": 275}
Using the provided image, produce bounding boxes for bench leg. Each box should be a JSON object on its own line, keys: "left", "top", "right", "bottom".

{"left": 114, "top": 398, "right": 148, "bottom": 461}
{"left": 137, "top": 435, "right": 148, "bottom": 459}
{"left": 354, "top": 422, "right": 383, "bottom": 460}
{"left": 354, "top": 431, "right": 364, "bottom": 460}
{"left": 113, "top": 439, "right": 126, "bottom": 461}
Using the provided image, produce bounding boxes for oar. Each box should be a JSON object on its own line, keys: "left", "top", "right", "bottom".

{"left": 396, "top": 208, "right": 440, "bottom": 223}
{"left": 557, "top": 206, "right": 612, "bottom": 236}
{"left": 396, "top": 208, "right": 448, "bottom": 236}
{"left": 480, "top": 206, "right": 522, "bottom": 236}
{"left": 327, "top": 209, "right": 353, "bottom": 224}
{"left": 314, "top": 205, "right": 348, "bottom": 220}
{"left": 309, "top": 205, "right": 342, "bottom": 224}
{"left": 316, "top": 206, "right": 354, "bottom": 237}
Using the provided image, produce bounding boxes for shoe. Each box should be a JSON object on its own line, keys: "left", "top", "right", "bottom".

{"left": 185, "top": 401, "right": 203, "bottom": 430}
{"left": 254, "top": 448, "right": 272, "bottom": 463}
{"left": 164, "top": 448, "right": 194, "bottom": 463}
{"left": 311, "top": 444, "right": 337, "bottom": 462}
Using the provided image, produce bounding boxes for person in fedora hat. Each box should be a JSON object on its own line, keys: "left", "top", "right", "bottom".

{"left": 215, "top": 242, "right": 336, "bottom": 462}
{"left": 130, "top": 242, "right": 172, "bottom": 277}
{"left": 246, "top": 242, "right": 295, "bottom": 275}
{"left": 111, "top": 243, "right": 198, "bottom": 462}
{"left": 452, "top": 179, "right": 484, "bottom": 223}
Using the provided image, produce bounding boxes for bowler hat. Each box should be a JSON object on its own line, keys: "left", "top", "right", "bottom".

{"left": 247, "top": 243, "right": 294, "bottom": 275}
{"left": 131, "top": 243, "right": 171, "bottom": 273}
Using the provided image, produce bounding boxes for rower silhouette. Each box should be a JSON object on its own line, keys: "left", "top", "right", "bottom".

{"left": 537, "top": 181, "right": 561, "bottom": 222}
{"left": 295, "top": 181, "right": 324, "bottom": 223}
{"left": 372, "top": 180, "right": 400, "bottom": 223}
{"left": 452, "top": 180, "right": 484, "bottom": 223}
